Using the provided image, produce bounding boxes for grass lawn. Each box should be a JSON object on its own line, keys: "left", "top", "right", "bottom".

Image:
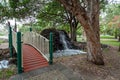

{"left": 100, "top": 39, "right": 120, "bottom": 46}
{"left": 100, "top": 35, "right": 114, "bottom": 39}
{"left": 77, "top": 35, "right": 120, "bottom": 47}
{"left": 100, "top": 35, "right": 120, "bottom": 46}
{"left": 0, "top": 40, "right": 4, "bottom": 44}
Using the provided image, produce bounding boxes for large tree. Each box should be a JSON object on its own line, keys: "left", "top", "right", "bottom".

{"left": 57, "top": 0, "right": 105, "bottom": 65}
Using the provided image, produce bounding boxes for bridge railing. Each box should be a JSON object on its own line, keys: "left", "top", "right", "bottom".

{"left": 10, "top": 29, "right": 23, "bottom": 74}
{"left": 23, "top": 31, "right": 50, "bottom": 61}
{"left": 12, "top": 31, "right": 17, "bottom": 51}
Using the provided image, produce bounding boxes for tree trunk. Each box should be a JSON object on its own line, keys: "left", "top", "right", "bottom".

{"left": 70, "top": 26, "right": 77, "bottom": 42}
{"left": 14, "top": 19, "right": 17, "bottom": 32}
{"left": 85, "top": 28, "right": 104, "bottom": 65}
{"left": 118, "top": 43, "right": 120, "bottom": 52}
{"left": 118, "top": 35, "right": 120, "bottom": 42}
{"left": 70, "top": 25, "right": 73, "bottom": 40}
{"left": 67, "top": 11, "right": 78, "bottom": 42}
{"left": 72, "top": 27, "right": 77, "bottom": 41}
{"left": 115, "top": 29, "right": 117, "bottom": 39}
{"left": 75, "top": 1, "right": 104, "bottom": 65}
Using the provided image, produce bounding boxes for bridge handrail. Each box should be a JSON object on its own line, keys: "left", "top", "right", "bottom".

{"left": 23, "top": 31, "right": 49, "bottom": 61}
{"left": 12, "top": 31, "right": 17, "bottom": 51}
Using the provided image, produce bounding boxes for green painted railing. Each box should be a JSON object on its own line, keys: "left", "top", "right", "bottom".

{"left": 9, "top": 26, "right": 13, "bottom": 57}
{"left": 49, "top": 32, "right": 53, "bottom": 65}
{"left": 17, "top": 32, "right": 23, "bottom": 74}
{"left": 29, "top": 27, "right": 32, "bottom": 32}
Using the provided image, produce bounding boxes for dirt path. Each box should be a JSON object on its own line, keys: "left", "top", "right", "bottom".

{"left": 54, "top": 46, "right": 120, "bottom": 80}
{"left": 10, "top": 63, "right": 82, "bottom": 80}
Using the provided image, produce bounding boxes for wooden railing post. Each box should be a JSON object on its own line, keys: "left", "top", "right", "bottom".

{"left": 49, "top": 32, "right": 53, "bottom": 65}
{"left": 9, "top": 26, "right": 13, "bottom": 58}
{"left": 17, "top": 32, "right": 23, "bottom": 74}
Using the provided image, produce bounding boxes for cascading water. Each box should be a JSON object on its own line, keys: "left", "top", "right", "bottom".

{"left": 59, "top": 31, "right": 70, "bottom": 50}
{"left": 54, "top": 31, "right": 86, "bottom": 57}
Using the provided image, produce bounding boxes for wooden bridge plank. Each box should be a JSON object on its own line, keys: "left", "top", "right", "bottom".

{"left": 22, "top": 44, "right": 49, "bottom": 72}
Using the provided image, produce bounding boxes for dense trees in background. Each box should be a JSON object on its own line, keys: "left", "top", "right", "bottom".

{"left": 0, "top": 0, "right": 43, "bottom": 23}
{"left": 109, "top": 15, "right": 120, "bottom": 41}
{"left": 104, "top": 4, "right": 120, "bottom": 41}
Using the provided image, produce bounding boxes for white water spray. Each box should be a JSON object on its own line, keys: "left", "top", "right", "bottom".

{"left": 0, "top": 60, "right": 8, "bottom": 69}
{"left": 59, "top": 31, "right": 70, "bottom": 49}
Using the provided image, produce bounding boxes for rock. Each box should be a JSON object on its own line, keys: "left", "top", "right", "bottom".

{"left": 9, "top": 58, "right": 17, "bottom": 65}
{"left": 101, "top": 44, "right": 109, "bottom": 49}
{"left": 2, "top": 48, "right": 9, "bottom": 55}
{"left": 0, "top": 47, "right": 17, "bottom": 60}
{"left": 41, "top": 28, "right": 61, "bottom": 51}
{"left": 0, "top": 48, "right": 10, "bottom": 60}
{"left": 73, "top": 42, "right": 87, "bottom": 51}
{"left": 73, "top": 42, "right": 109, "bottom": 51}
{"left": 40, "top": 28, "right": 78, "bottom": 52}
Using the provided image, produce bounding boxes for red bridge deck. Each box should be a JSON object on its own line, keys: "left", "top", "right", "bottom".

{"left": 22, "top": 44, "right": 49, "bottom": 72}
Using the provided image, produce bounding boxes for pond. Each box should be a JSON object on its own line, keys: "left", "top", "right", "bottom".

{"left": 54, "top": 49, "right": 86, "bottom": 58}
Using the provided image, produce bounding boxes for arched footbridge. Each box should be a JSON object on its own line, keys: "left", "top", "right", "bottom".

{"left": 9, "top": 27, "right": 53, "bottom": 74}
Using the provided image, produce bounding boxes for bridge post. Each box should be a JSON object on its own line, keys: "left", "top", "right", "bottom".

{"left": 17, "top": 32, "right": 23, "bottom": 74}
{"left": 30, "top": 28, "right": 32, "bottom": 32}
{"left": 49, "top": 32, "right": 53, "bottom": 65}
{"left": 9, "top": 26, "right": 13, "bottom": 58}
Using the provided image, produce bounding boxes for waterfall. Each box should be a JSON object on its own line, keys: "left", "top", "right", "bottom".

{"left": 59, "top": 31, "right": 70, "bottom": 50}
{"left": 54, "top": 31, "right": 86, "bottom": 58}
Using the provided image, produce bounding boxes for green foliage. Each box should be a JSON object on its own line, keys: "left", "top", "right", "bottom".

{"left": 37, "top": 0, "right": 66, "bottom": 28}
{"left": 105, "top": 4, "right": 120, "bottom": 22}
{"left": 9, "top": 0, "right": 19, "bottom": 9}
{"left": 19, "top": 26, "right": 30, "bottom": 33}
{"left": 77, "top": 25, "right": 83, "bottom": 36}
{"left": 0, "top": 0, "right": 41, "bottom": 22}
{"left": 100, "top": 0, "right": 108, "bottom": 11}
{"left": 100, "top": 3, "right": 120, "bottom": 37}
{"left": 100, "top": 24, "right": 114, "bottom": 35}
